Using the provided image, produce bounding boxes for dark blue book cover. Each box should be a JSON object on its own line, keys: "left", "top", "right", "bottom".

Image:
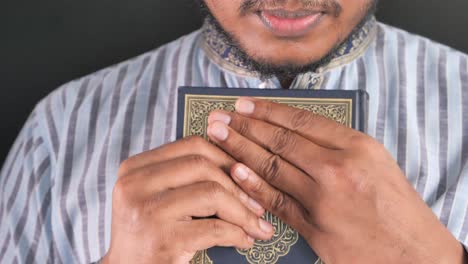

{"left": 176, "top": 87, "right": 368, "bottom": 264}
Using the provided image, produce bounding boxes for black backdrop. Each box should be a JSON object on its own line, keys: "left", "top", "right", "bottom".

{"left": 1, "top": 0, "right": 467, "bottom": 164}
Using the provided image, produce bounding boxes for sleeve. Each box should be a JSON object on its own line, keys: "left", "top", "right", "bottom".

{"left": 449, "top": 163, "right": 468, "bottom": 254}
{"left": 0, "top": 108, "right": 56, "bottom": 263}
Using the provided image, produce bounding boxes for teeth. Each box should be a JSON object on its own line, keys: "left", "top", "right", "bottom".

{"left": 267, "top": 10, "right": 315, "bottom": 19}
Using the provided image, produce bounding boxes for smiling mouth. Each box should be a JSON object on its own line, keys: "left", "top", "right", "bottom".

{"left": 256, "top": 9, "right": 325, "bottom": 38}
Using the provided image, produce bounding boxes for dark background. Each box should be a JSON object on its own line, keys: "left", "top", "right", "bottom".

{"left": 1, "top": 0, "right": 467, "bottom": 164}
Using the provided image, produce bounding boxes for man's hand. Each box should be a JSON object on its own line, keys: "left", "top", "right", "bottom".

{"left": 101, "top": 136, "right": 274, "bottom": 264}
{"left": 207, "top": 97, "right": 466, "bottom": 264}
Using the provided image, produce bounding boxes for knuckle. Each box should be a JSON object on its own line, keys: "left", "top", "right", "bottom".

{"left": 249, "top": 177, "right": 265, "bottom": 196}
{"left": 187, "top": 154, "right": 210, "bottom": 166}
{"left": 112, "top": 179, "right": 147, "bottom": 227}
{"left": 340, "top": 155, "right": 373, "bottom": 194}
{"left": 289, "top": 110, "right": 313, "bottom": 131}
{"left": 340, "top": 156, "right": 354, "bottom": 173}
{"left": 263, "top": 102, "right": 273, "bottom": 120}
{"left": 322, "top": 157, "right": 345, "bottom": 177}
{"left": 205, "top": 181, "right": 225, "bottom": 200}
{"left": 237, "top": 118, "right": 251, "bottom": 136}
{"left": 143, "top": 191, "right": 166, "bottom": 212}
{"left": 230, "top": 140, "right": 249, "bottom": 158}
{"left": 185, "top": 135, "right": 206, "bottom": 148}
{"left": 210, "top": 220, "right": 224, "bottom": 238}
{"left": 319, "top": 158, "right": 345, "bottom": 184}
{"left": 260, "top": 154, "right": 282, "bottom": 185}
{"left": 270, "top": 128, "right": 296, "bottom": 155}
{"left": 269, "top": 192, "right": 288, "bottom": 214}
{"left": 186, "top": 155, "right": 220, "bottom": 181}
{"left": 322, "top": 155, "right": 372, "bottom": 193}
{"left": 117, "top": 159, "right": 132, "bottom": 178}
{"left": 112, "top": 177, "right": 133, "bottom": 205}
{"left": 349, "top": 134, "right": 371, "bottom": 146}
{"left": 349, "top": 134, "right": 376, "bottom": 149}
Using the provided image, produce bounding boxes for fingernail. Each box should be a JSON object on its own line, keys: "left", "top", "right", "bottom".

{"left": 247, "top": 236, "right": 255, "bottom": 243}
{"left": 208, "top": 112, "right": 231, "bottom": 125}
{"left": 208, "top": 122, "right": 229, "bottom": 141}
{"left": 248, "top": 198, "right": 263, "bottom": 212}
{"left": 259, "top": 219, "right": 274, "bottom": 233}
{"left": 235, "top": 98, "right": 255, "bottom": 114}
{"left": 234, "top": 165, "right": 249, "bottom": 181}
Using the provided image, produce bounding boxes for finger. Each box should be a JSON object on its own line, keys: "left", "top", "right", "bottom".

{"left": 118, "top": 136, "right": 235, "bottom": 177}
{"left": 157, "top": 181, "right": 274, "bottom": 240}
{"left": 233, "top": 97, "right": 359, "bottom": 149}
{"left": 209, "top": 110, "right": 333, "bottom": 177}
{"left": 207, "top": 120, "right": 320, "bottom": 203}
{"left": 230, "top": 163, "right": 311, "bottom": 236}
{"left": 180, "top": 219, "right": 255, "bottom": 251}
{"left": 118, "top": 154, "right": 265, "bottom": 216}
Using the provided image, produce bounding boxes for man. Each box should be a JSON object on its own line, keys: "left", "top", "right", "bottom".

{"left": 1, "top": 0, "right": 467, "bottom": 263}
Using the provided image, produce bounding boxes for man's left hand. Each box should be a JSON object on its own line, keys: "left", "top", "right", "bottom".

{"left": 207, "top": 97, "right": 466, "bottom": 264}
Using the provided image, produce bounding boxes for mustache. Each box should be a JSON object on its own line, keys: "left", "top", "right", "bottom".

{"left": 239, "top": 0, "right": 342, "bottom": 16}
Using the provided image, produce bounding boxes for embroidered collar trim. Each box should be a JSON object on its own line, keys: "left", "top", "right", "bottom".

{"left": 200, "top": 16, "right": 378, "bottom": 78}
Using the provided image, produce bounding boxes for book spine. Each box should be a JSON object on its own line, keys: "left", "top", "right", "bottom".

{"left": 357, "top": 90, "right": 369, "bottom": 133}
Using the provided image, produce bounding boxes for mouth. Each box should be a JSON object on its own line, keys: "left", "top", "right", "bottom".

{"left": 256, "top": 9, "right": 325, "bottom": 38}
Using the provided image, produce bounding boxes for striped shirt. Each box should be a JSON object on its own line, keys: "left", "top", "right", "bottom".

{"left": 1, "top": 17, "right": 467, "bottom": 263}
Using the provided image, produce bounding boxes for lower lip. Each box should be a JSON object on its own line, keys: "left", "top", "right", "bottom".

{"left": 258, "top": 11, "right": 324, "bottom": 38}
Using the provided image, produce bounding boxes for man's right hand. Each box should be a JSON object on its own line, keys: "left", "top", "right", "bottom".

{"left": 101, "top": 136, "right": 274, "bottom": 264}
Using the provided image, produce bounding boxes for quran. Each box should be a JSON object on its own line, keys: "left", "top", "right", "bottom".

{"left": 176, "top": 87, "right": 368, "bottom": 264}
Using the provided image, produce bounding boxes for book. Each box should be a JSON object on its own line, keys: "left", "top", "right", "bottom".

{"left": 176, "top": 87, "right": 369, "bottom": 264}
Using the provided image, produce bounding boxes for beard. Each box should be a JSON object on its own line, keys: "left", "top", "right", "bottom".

{"left": 197, "top": 0, "right": 378, "bottom": 80}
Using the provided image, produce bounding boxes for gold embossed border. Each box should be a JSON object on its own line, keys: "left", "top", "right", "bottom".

{"left": 183, "top": 94, "right": 353, "bottom": 139}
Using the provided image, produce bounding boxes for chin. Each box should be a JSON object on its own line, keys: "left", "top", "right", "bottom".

{"left": 237, "top": 34, "right": 340, "bottom": 69}
{"left": 246, "top": 46, "right": 332, "bottom": 69}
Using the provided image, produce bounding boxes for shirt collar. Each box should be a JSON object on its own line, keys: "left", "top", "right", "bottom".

{"left": 200, "top": 16, "right": 378, "bottom": 79}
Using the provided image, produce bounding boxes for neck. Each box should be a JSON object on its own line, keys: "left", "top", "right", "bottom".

{"left": 279, "top": 77, "right": 296, "bottom": 89}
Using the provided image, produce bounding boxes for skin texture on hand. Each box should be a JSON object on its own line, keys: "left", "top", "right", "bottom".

{"left": 207, "top": 97, "right": 467, "bottom": 264}
{"left": 101, "top": 136, "right": 274, "bottom": 264}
